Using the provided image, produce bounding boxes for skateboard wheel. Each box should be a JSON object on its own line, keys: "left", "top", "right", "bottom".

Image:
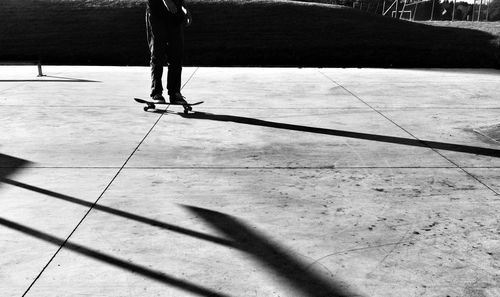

{"left": 183, "top": 109, "right": 188, "bottom": 114}
{"left": 143, "top": 106, "right": 148, "bottom": 112}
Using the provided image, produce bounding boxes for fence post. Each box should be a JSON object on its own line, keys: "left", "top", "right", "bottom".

{"left": 430, "top": 0, "right": 435, "bottom": 20}
{"left": 452, "top": 0, "right": 456, "bottom": 20}
{"left": 486, "top": 0, "right": 490, "bottom": 20}
{"left": 472, "top": 0, "right": 476, "bottom": 21}
{"left": 478, "top": 0, "right": 483, "bottom": 21}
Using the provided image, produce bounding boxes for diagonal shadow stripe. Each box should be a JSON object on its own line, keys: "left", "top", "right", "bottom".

{"left": 0, "top": 154, "right": 31, "bottom": 181}
{"left": 180, "top": 112, "right": 500, "bottom": 158}
{"left": 184, "top": 205, "right": 357, "bottom": 297}
{"left": 0, "top": 178, "right": 234, "bottom": 248}
{"left": 2, "top": 179, "right": 359, "bottom": 296}
{"left": 0, "top": 217, "right": 230, "bottom": 297}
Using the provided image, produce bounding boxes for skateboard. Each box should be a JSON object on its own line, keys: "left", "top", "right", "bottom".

{"left": 134, "top": 98, "right": 204, "bottom": 114}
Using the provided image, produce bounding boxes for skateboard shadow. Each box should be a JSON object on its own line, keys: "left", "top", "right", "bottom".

{"left": 180, "top": 112, "right": 500, "bottom": 158}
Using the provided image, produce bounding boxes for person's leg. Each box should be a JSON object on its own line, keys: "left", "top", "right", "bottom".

{"left": 166, "top": 24, "right": 184, "bottom": 98}
{"left": 146, "top": 12, "right": 168, "bottom": 98}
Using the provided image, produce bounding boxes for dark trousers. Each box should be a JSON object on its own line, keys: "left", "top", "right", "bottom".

{"left": 146, "top": 12, "right": 184, "bottom": 97}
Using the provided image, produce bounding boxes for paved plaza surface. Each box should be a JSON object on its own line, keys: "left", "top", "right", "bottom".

{"left": 0, "top": 66, "right": 499, "bottom": 297}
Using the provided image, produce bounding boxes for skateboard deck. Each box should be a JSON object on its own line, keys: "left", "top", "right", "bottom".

{"left": 134, "top": 98, "right": 204, "bottom": 113}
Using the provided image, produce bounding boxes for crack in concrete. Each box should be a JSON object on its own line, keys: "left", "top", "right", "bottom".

{"left": 304, "top": 240, "right": 413, "bottom": 272}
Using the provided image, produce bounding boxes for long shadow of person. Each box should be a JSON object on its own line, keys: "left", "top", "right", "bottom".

{"left": 178, "top": 111, "right": 500, "bottom": 158}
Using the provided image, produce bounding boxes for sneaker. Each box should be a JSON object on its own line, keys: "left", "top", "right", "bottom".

{"left": 169, "top": 92, "right": 188, "bottom": 105}
{"left": 151, "top": 94, "right": 166, "bottom": 102}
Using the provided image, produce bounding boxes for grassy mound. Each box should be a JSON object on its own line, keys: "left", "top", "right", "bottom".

{"left": 1, "top": 0, "right": 498, "bottom": 67}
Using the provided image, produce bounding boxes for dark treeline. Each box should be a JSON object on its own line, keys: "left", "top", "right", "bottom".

{"left": 1, "top": 0, "right": 498, "bottom": 67}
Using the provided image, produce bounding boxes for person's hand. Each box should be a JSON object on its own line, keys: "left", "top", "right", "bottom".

{"left": 183, "top": 7, "right": 193, "bottom": 27}
{"left": 163, "top": 0, "right": 178, "bottom": 13}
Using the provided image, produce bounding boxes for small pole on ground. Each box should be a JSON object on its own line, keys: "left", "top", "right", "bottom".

{"left": 37, "top": 61, "right": 44, "bottom": 77}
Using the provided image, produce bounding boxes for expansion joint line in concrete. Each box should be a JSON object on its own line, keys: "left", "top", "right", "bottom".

{"left": 0, "top": 82, "right": 30, "bottom": 95}
{"left": 122, "top": 166, "right": 500, "bottom": 170}
{"left": 21, "top": 113, "right": 166, "bottom": 297}
{"left": 22, "top": 68, "right": 201, "bottom": 296}
{"left": 318, "top": 70, "right": 500, "bottom": 196}
{"left": 3, "top": 166, "right": 500, "bottom": 170}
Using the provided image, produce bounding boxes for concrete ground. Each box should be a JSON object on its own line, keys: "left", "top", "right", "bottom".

{"left": 0, "top": 66, "right": 499, "bottom": 297}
